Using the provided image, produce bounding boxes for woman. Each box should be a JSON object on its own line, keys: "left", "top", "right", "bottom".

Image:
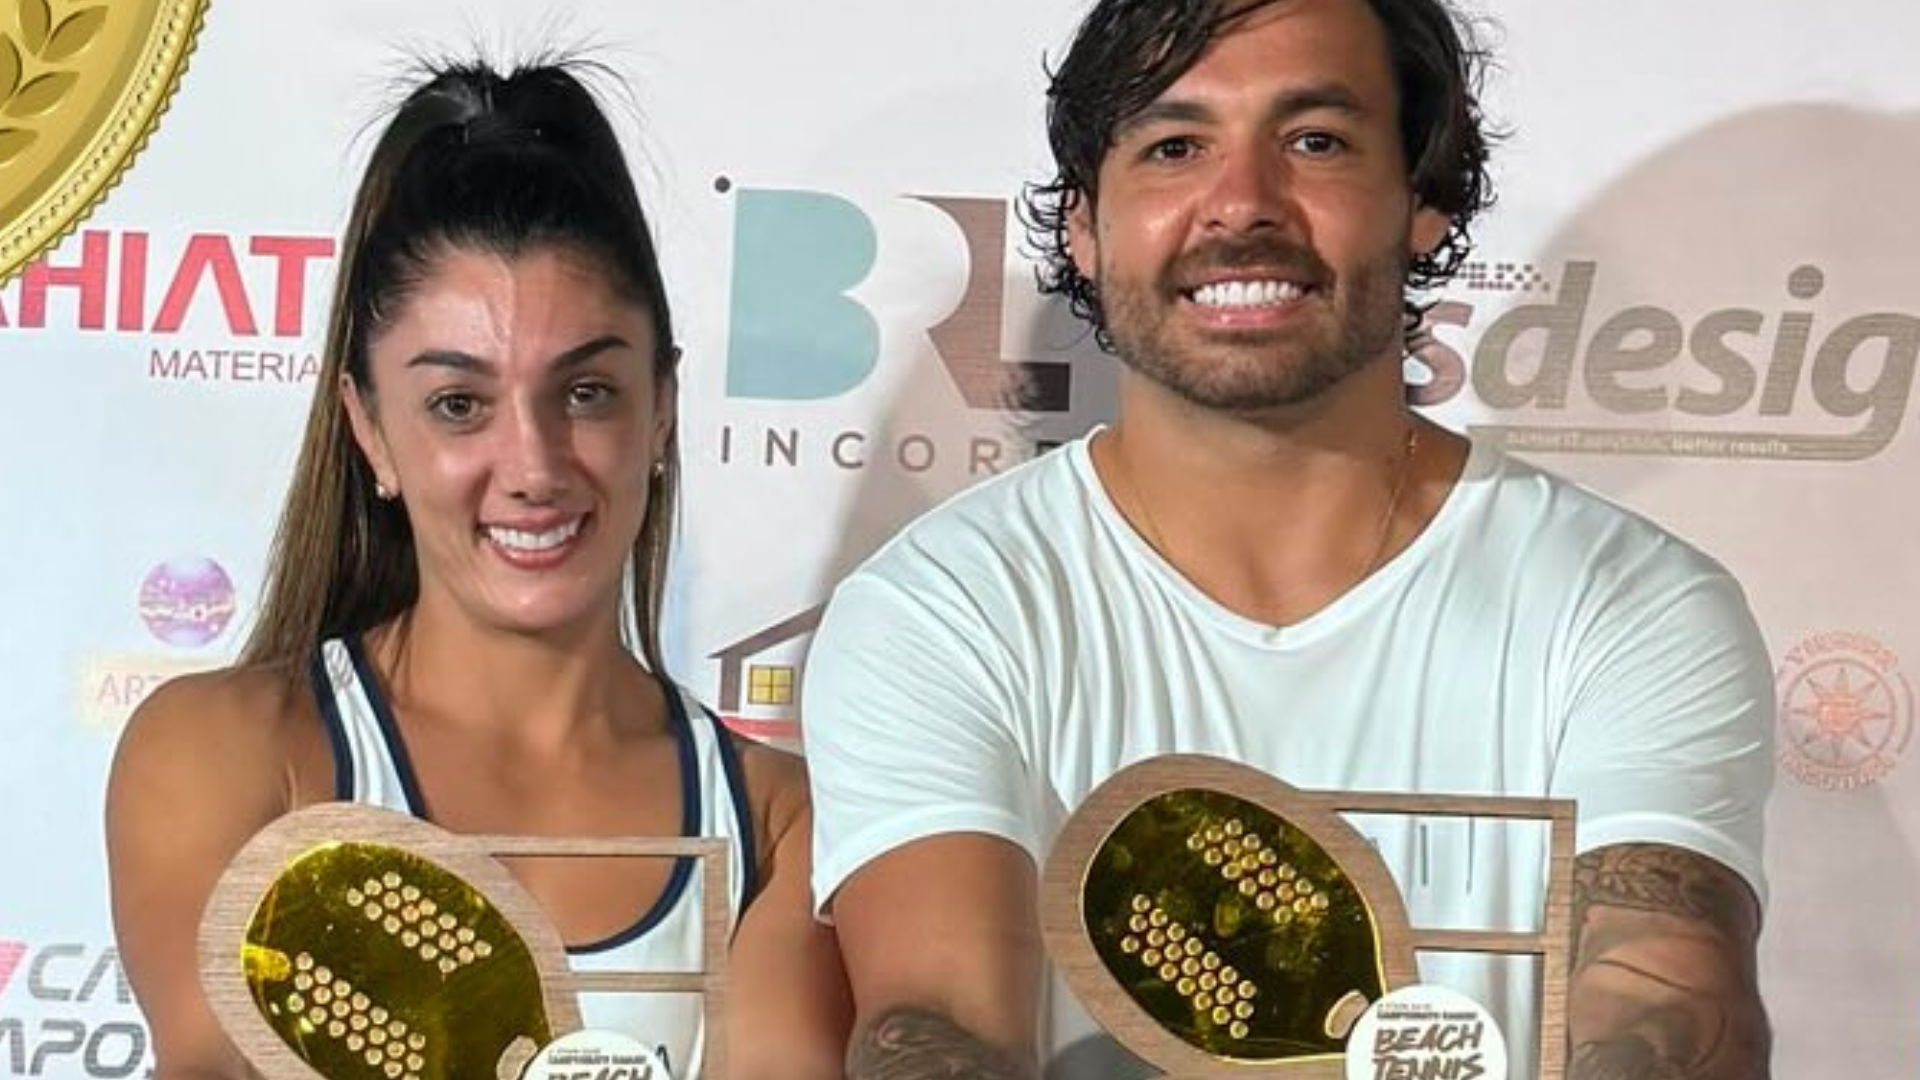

{"left": 105, "top": 61, "right": 849, "bottom": 1080}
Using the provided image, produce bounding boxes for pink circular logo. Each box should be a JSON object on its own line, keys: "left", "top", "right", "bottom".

{"left": 139, "top": 557, "right": 237, "bottom": 647}
{"left": 1776, "top": 631, "right": 1914, "bottom": 791}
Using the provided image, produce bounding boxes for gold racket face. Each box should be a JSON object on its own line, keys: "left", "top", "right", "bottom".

{"left": 1082, "top": 789, "right": 1389, "bottom": 1062}
{"left": 240, "top": 841, "right": 553, "bottom": 1080}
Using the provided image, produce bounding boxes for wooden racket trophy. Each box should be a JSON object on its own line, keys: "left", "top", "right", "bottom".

{"left": 1041, "top": 756, "right": 1575, "bottom": 1080}
{"left": 197, "top": 804, "right": 730, "bottom": 1080}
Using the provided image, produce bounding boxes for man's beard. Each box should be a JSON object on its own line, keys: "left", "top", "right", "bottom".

{"left": 1098, "top": 236, "right": 1410, "bottom": 413}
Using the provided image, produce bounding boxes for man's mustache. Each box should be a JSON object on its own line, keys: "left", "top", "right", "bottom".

{"left": 1162, "top": 238, "right": 1333, "bottom": 293}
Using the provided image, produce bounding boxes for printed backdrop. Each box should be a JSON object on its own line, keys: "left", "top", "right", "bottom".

{"left": 0, "top": 2, "right": 1910, "bottom": 1076}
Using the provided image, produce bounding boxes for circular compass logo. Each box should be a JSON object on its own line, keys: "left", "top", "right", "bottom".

{"left": 1776, "top": 631, "right": 1914, "bottom": 791}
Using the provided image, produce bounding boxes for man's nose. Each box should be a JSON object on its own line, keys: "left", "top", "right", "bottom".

{"left": 1199, "top": 142, "right": 1298, "bottom": 236}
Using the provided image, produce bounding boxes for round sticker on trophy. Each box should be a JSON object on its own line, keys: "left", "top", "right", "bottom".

{"left": 522, "top": 1030, "right": 673, "bottom": 1080}
{"left": 1343, "top": 985, "right": 1507, "bottom": 1080}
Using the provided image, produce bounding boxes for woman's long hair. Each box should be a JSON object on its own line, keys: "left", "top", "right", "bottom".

{"left": 241, "top": 61, "right": 680, "bottom": 675}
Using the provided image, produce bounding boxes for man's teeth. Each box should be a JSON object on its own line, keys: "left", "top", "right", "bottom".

{"left": 488, "top": 519, "right": 582, "bottom": 552}
{"left": 1190, "top": 280, "right": 1306, "bottom": 308}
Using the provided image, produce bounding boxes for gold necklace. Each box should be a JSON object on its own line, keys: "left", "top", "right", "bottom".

{"left": 1114, "top": 423, "right": 1421, "bottom": 577}
{"left": 1365, "top": 423, "right": 1420, "bottom": 574}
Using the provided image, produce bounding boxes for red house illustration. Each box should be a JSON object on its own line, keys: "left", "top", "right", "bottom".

{"left": 708, "top": 605, "right": 824, "bottom": 741}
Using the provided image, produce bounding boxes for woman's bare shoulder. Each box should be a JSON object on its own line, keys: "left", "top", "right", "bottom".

{"left": 126, "top": 660, "right": 307, "bottom": 740}
{"left": 105, "top": 661, "right": 334, "bottom": 1080}
{"left": 111, "top": 660, "right": 325, "bottom": 812}
{"left": 725, "top": 735, "right": 812, "bottom": 870}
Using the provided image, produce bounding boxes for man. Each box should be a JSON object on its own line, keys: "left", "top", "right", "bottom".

{"left": 804, "top": 1, "right": 1773, "bottom": 1077}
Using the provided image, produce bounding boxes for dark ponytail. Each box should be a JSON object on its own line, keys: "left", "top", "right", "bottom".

{"left": 346, "top": 62, "right": 675, "bottom": 385}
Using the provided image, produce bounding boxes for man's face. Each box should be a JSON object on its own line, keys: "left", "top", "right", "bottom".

{"left": 1068, "top": 0, "right": 1450, "bottom": 413}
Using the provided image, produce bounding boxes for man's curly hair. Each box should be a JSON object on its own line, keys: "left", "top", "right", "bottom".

{"left": 1020, "top": 0, "right": 1498, "bottom": 352}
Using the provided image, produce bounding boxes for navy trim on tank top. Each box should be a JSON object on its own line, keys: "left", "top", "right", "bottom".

{"left": 327, "top": 636, "right": 705, "bottom": 956}
{"left": 345, "top": 636, "right": 429, "bottom": 817}
{"left": 568, "top": 680, "right": 699, "bottom": 955}
{"left": 308, "top": 648, "right": 355, "bottom": 801}
{"left": 705, "top": 705, "right": 760, "bottom": 909}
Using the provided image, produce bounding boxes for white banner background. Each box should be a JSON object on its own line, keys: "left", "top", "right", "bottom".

{"left": 0, "top": 2, "right": 1910, "bottom": 1076}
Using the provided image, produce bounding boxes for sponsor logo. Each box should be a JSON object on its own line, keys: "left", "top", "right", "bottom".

{"left": 0, "top": 229, "right": 335, "bottom": 384}
{"left": 723, "top": 183, "right": 1069, "bottom": 410}
{"left": 0, "top": 940, "right": 149, "bottom": 1079}
{"left": 716, "top": 202, "right": 1914, "bottom": 468}
{"left": 706, "top": 605, "right": 820, "bottom": 741}
{"left": 715, "top": 182, "right": 1081, "bottom": 478}
{"left": 0, "top": 944, "right": 23, "bottom": 998}
{"left": 1414, "top": 261, "right": 1915, "bottom": 461}
{"left": 76, "top": 555, "right": 234, "bottom": 732}
{"left": 137, "top": 556, "right": 234, "bottom": 648}
{"left": 1775, "top": 631, "right": 1914, "bottom": 790}
{"left": 76, "top": 655, "right": 210, "bottom": 733}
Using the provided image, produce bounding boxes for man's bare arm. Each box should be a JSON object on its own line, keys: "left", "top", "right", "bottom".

{"left": 1568, "top": 844, "right": 1770, "bottom": 1080}
{"left": 846, "top": 1008, "right": 1032, "bottom": 1080}
{"left": 834, "top": 835, "right": 1042, "bottom": 1080}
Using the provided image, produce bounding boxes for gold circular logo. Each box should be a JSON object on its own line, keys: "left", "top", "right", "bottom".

{"left": 0, "top": 0, "right": 209, "bottom": 285}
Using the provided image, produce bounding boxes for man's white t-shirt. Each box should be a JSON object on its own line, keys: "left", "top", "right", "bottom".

{"left": 805, "top": 434, "right": 1772, "bottom": 1080}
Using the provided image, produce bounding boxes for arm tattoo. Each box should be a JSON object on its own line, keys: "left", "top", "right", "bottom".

{"left": 1570, "top": 1039, "right": 1688, "bottom": 1080}
{"left": 1572, "top": 846, "right": 1754, "bottom": 940}
{"left": 1568, "top": 845, "right": 1768, "bottom": 1080}
{"left": 846, "top": 1007, "right": 1033, "bottom": 1080}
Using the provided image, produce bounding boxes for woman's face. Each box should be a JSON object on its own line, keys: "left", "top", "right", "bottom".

{"left": 344, "top": 244, "right": 674, "bottom": 640}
